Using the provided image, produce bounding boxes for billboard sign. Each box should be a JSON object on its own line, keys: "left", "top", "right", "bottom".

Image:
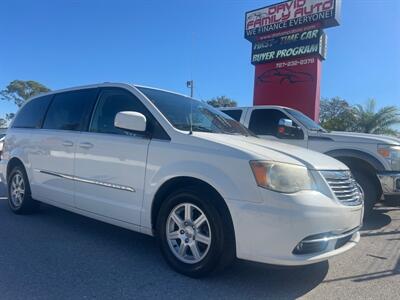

{"left": 253, "top": 56, "right": 322, "bottom": 120}
{"left": 252, "top": 29, "right": 327, "bottom": 64}
{"left": 245, "top": 0, "right": 341, "bottom": 41}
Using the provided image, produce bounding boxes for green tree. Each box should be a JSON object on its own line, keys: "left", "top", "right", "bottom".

{"left": 0, "top": 113, "right": 16, "bottom": 127}
{"left": 0, "top": 118, "right": 7, "bottom": 128}
{"left": 5, "top": 113, "right": 15, "bottom": 121}
{"left": 206, "top": 96, "right": 237, "bottom": 108}
{"left": 353, "top": 98, "right": 400, "bottom": 136}
{"left": 319, "top": 97, "right": 357, "bottom": 131}
{"left": 0, "top": 80, "right": 51, "bottom": 107}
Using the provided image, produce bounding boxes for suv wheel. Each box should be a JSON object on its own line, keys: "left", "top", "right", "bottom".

{"left": 351, "top": 170, "right": 381, "bottom": 218}
{"left": 156, "top": 186, "right": 234, "bottom": 277}
{"left": 8, "top": 165, "right": 39, "bottom": 214}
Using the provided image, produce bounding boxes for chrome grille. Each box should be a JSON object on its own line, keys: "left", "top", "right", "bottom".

{"left": 321, "top": 171, "right": 363, "bottom": 206}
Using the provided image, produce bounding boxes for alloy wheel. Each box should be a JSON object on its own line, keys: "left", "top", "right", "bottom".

{"left": 166, "top": 203, "right": 212, "bottom": 264}
{"left": 10, "top": 172, "right": 25, "bottom": 208}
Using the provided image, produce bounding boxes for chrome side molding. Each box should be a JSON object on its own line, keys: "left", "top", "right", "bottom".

{"left": 35, "top": 169, "right": 136, "bottom": 193}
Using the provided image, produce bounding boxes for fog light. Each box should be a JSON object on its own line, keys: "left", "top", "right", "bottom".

{"left": 293, "top": 239, "right": 328, "bottom": 255}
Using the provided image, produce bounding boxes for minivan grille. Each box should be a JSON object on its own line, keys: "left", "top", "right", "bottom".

{"left": 321, "top": 171, "right": 363, "bottom": 206}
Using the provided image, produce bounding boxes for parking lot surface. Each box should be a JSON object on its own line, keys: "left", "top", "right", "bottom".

{"left": 0, "top": 183, "right": 399, "bottom": 300}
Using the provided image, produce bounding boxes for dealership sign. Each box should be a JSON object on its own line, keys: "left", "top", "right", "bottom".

{"left": 251, "top": 29, "right": 327, "bottom": 64}
{"left": 246, "top": 0, "right": 341, "bottom": 121}
{"left": 245, "top": 0, "right": 341, "bottom": 41}
{"left": 253, "top": 57, "right": 322, "bottom": 120}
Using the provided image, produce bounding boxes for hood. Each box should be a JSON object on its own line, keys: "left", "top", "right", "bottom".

{"left": 194, "top": 133, "right": 348, "bottom": 171}
{"left": 318, "top": 131, "right": 400, "bottom": 145}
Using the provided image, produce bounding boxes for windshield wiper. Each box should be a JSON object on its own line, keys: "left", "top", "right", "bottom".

{"left": 223, "top": 131, "right": 249, "bottom": 137}
{"left": 309, "top": 128, "right": 326, "bottom": 133}
{"left": 190, "top": 125, "right": 214, "bottom": 133}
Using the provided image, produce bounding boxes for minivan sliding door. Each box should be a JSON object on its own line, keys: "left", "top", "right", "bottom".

{"left": 35, "top": 88, "right": 98, "bottom": 208}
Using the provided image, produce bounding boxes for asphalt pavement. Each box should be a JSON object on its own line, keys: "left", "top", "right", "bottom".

{"left": 0, "top": 183, "right": 399, "bottom": 300}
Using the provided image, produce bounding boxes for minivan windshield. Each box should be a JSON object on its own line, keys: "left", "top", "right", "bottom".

{"left": 284, "top": 108, "right": 327, "bottom": 132}
{"left": 138, "top": 87, "right": 254, "bottom": 137}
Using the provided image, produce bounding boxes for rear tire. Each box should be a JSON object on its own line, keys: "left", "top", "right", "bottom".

{"left": 7, "top": 165, "right": 39, "bottom": 214}
{"left": 351, "top": 170, "right": 381, "bottom": 218}
{"left": 156, "top": 186, "right": 235, "bottom": 278}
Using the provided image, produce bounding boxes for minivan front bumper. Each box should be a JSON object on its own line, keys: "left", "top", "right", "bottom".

{"left": 226, "top": 189, "right": 363, "bottom": 266}
{"left": 377, "top": 171, "right": 400, "bottom": 195}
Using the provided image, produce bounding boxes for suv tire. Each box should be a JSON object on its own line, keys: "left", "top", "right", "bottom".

{"left": 351, "top": 170, "right": 381, "bottom": 218}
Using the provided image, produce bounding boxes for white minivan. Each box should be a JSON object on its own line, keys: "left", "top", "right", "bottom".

{"left": 0, "top": 83, "right": 363, "bottom": 277}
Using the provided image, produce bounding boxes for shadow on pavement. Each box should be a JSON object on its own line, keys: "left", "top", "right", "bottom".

{"left": 332, "top": 199, "right": 400, "bottom": 284}
{"left": 323, "top": 267, "right": 400, "bottom": 283}
{"left": 360, "top": 197, "right": 400, "bottom": 232}
{"left": 208, "top": 260, "right": 329, "bottom": 299}
{"left": 361, "top": 208, "right": 393, "bottom": 231}
{"left": 323, "top": 247, "right": 400, "bottom": 284}
{"left": 0, "top": 199, "right": 328, "bottom": 300}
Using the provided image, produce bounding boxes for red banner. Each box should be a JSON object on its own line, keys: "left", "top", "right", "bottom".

{"left": 253, "top": 56, "right": 321, "bottom": 121}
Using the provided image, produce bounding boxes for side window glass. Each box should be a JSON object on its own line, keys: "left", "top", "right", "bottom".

{"left": 222, "top": 110, "right": 242, "bottom": 121}
{"left": 249, "top": 109, "right": 304, "bottom": 139}
{"left": 12, "top": 95, "right": 52, "bottom": 129}
{"left": 90, "top": 88, "right": 149, "bottom": 136}
{"left": 43, "top": 89, "right": 98, "bottom": 131}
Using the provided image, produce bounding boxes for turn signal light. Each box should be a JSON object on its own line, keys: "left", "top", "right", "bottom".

{"left": 378, "top": 148, "right": 390, "bottom": 158}
{"left": 250, "top": 161, "right": 268, "bottom": 187}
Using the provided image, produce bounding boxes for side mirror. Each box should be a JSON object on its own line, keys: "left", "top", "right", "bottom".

{"left": 278, "top": 118, "right": 293, "bottom": 127}
{"left": 114, "top": 111, "right": 147, "bottom": 132}
{"left": 277, "top": 118, "right": 304, "bottom": 139}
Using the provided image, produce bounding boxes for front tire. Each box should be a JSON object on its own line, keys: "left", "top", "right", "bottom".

{"left": 8, "top": 165, "right": 39, "bottom": 214}
{"left": 156, "top": 186, "right": 234, "bottom": 277}
{"left": 351, "top": 170, "right": 381, "bottom": 218}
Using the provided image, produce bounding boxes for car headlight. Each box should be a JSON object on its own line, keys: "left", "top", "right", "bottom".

{"left": 377, "top": 144, "right": 400, "bottom": 171}
{"left": 249, "top": 161, "right": 315, "bottom": 193}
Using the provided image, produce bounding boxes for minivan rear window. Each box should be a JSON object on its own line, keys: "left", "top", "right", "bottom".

{"left": 12, "top": 95, "right": 52, "bottom": 129}
{"left": 43, "top": 89, "right": 98, "bottom": 131}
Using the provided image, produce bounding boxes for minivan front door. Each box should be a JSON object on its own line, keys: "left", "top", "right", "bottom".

{"left": 74, "top": 88, "right": 150, "bottom": 225}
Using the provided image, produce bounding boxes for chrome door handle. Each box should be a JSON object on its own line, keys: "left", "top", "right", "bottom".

{"left": 79, "top": 142, "right": 94, "bottom": 149}
{"left": 62, "top": 140, "right": 74, "bottom": 147}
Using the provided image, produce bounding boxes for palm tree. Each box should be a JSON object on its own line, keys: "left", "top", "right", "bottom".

{"left": 353, "top": 99, "right": 400, "bottom": 136}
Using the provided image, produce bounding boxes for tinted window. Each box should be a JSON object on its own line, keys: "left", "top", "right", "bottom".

{"left": 222, "top": 109, "right": 242, "bottom": 121}
{"left": 249, "top": 109, "right": 304, "bottom": 139}
{"left": 90, "top": 88, "right": 169, "bottom": 139}
{"left": 43, "top": 89, "right": 98, "bottom": 131}
{"left": 90, "top": 88, "right": 149, "bottom": 135}
{"left": 12, "top": 95, "right": 52, "bottom": 129}
{"left": 284, "top": 108, "right": 326, "bottom": 132}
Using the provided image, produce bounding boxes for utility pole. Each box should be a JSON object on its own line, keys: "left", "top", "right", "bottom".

{"left": 186, "top": 80, "right": 194, "bottom": 98}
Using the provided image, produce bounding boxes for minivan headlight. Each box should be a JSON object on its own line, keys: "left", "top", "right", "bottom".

{"left": 250, "top": 161, "right": 314, "bottom": 193}
{"left": 377, "top": 144, "right": 400, "bottom": 171}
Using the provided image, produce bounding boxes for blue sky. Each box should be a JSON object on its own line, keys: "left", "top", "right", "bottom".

{"left": 1, "top": 0, "right": 399, "bottom": 118}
